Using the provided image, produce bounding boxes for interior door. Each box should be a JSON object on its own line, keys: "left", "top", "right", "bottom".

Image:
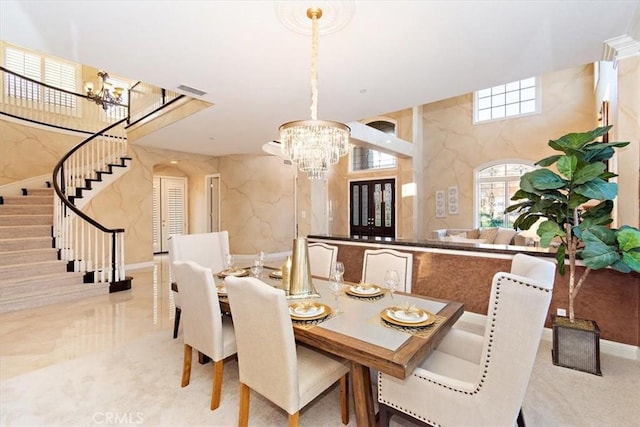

{"left": 153, "top": 176, "right": 187, "bottom": 253}
{"left": 350, "top": 178, "right": 395, "bottom": 238}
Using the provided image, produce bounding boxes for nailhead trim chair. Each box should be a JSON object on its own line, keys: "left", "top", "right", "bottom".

{"left": 225, "top": 276, "right": 350, "bottom": 427}
{"left": 172, "top": 261, "right": 237, "bottom": 410}
{"left": 378, "top": 253, "right": 556, "bottom": 426}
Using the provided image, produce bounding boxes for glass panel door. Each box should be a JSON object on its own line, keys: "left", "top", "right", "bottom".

{"left": 349, "top": 178, "right": 395, "bottom": 238}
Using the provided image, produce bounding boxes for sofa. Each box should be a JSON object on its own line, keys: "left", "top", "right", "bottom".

{"left": 431, "top": 227, "right": 532, "bottom": 246}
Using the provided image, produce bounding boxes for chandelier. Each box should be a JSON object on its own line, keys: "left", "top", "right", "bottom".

{"left": 85, "top": 71, "right": 124, "bottom": 111}
{"left": 279, "top": 7, "right": 351, "bottom": 180}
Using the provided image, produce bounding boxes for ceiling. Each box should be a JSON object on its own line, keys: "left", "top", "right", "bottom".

{"left": 1, "top": 1, "right": 639, "bottom": 157}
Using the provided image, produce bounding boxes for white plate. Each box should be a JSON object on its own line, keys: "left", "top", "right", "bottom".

{"left": 349, "top": 285, "right": 381, "bottom": 295}
{"left": 289, "top": 304, "right": 325, "bottom": 318}
{"left": 386, "top": 308, "right": 428, "bottom": 323}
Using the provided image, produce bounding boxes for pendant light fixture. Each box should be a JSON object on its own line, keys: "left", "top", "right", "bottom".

{"left": 279, "top": 7, "right": 351, "bottom": 180}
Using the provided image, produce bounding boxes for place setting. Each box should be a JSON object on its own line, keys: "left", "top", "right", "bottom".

{"left": 379, "top": 303, "right": 443, "bottom": 337}
{"left": 216, "top": 254, "right": 249, "bottom": 278}
{"left": 345, "top": 282, "right": 386, "bottom": 301}
{"left": 288, "top": 301, "right": 334, "bottom": 328}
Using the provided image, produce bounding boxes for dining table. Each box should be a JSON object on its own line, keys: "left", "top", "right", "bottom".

{"left": 215, "top": 268, "right": 464, "bottom": 427}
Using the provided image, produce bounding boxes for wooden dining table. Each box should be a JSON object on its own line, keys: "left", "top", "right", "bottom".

{"left": 216, "top": 270, "right": 464, "bottom": 427}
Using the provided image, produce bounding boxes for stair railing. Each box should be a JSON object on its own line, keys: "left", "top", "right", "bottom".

{"left": 52, "top": 119, "right": 129, "bottom": 284}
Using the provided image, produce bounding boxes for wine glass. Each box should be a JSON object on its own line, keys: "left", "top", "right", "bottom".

{"left": 329, "top": 271, "right": 344, "bottom": 313}
{"left": 332, "top": 261, "right": 345, "bottom": 282}
{"left": 384, "top": 269, "right": 399, "bottom": 301}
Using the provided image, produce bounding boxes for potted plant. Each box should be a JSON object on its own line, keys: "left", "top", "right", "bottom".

{"left": 506, "top": 125, "right": 640, "bottom": 374}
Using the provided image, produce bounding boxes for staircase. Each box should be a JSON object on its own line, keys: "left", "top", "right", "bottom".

{"left": 0, "top": 187, "right": 109, "bottom": 313}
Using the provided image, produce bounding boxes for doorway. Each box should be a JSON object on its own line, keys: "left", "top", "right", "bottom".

{"left": 206, "top": 174, "right": 220, "bottom": 232}
{"left": 153, "top": 176, "right": 188, "bottom": 253}
{"left": 349, "top": 178, "right": 396, "bottom": 238}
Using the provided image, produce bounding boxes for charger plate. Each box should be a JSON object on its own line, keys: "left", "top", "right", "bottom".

{"left": 269, "top": 270, "right": 283, "bottom": 279}
{"left": 217, "top": 268, "right": 249, "bottom": 278}
{"left": 380, "top": 306, "right": 435, "bottom": 327}
{"left": 289, "top": 302, "right": 331, "bottom": 321}
{"left": 346, "top": 284, "right": 384, "bottom": 298}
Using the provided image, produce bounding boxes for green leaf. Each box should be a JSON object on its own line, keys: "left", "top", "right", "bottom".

{"left": 622, "top": 251, "right": 640, "bottom": 272}
{"left": 610, "top": 259, "right": 632, "bottom": 273}
{"left": 573, "top": 162, "right": 606, "bottom": 185}
{"left": 538, "top": 220, "right": 564, "bottom": 247}
{"left": 617, "top": 227, "right": 640, "bottom": 252}
{"left": 582, "top": 225, "right": 617, "bottom": 245}
{"left": 584, "top": 147, "right": 615, "bottom": 163}
{"left": 557, "top": 155, "right": 577, "bottom": 180}
{"left": 581, "top": 230, "right": 619, "bottom": 269}
{"left": 510, "top": 189, "right": 539, "bottom": 202}
{"left": 529, "top": 169, "right": 566, "bottom": 190}
{"left": 515, "top": 214, "right": 542, "bottom": 230}
{"left": 536, "top": 155, "right": 562, "bottom": 167}
{"left": 584, "top": 141, "right": 630, "bottom": 150}
{"left": 582, "top": 200, "right": 613, "bottom": 218}
{"left": 574, "top": 179, "right": 618, "bottom": 200}
{"left": 549, "top": 127, "right": 610, "bottom": 151}
{"left": 567, "top": 192, "right": 590, "bottom": 209}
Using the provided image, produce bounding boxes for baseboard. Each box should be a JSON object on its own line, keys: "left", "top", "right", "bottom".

{"left": 125, "top": 261, "right": 155, "bottom": 271}
{"left": 458, "top": 311, "right": 639, "bottom": 360}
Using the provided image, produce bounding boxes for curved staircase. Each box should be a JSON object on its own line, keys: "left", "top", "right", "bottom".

{"left": 0, "top": 187, "right": 109, "bottom": 313}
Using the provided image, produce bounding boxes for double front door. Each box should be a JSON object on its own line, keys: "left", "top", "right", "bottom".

{"left": 349, "top": 178, "right": 395, "bottom": 238}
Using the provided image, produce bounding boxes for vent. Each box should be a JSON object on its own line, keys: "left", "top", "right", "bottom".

{"left": 176, "top": 84, "right": 206, "bottom": 96}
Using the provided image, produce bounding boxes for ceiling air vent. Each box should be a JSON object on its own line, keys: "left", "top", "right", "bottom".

{"left": 176, "top": 84, "right": 206, "bottom": 96}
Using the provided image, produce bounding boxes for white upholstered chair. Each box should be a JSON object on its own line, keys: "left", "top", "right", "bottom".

{"left": 224, "top": 276, "right": 350, "bottom": 426}
{"left": 171, "top": 261, "right": 237, "bottom": 410}
{"left": 377, "top": 253, "right": 556, "bottom": 426}
{"left": 168, "top": 231, "right": 230, "bottom": 338}
{"left": 361, "top": 248, "right": 413, "bottom": 292}
{"left": 307, "top": 242, "right": 338, "bottom": 279}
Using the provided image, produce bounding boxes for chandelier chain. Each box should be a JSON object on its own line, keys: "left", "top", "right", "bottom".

{"left": 310, "top": 12, "right": 318, "bottom": 121}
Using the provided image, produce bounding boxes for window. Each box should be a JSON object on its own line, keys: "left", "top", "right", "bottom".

{"left": 4, "top": 46, "right": 78, "bottom": 108}
{"left": 475, "top": 161, "right": 535, "bottom": 228}
{"left": 351, "top": 120, "right": 397, "bottom": 172}
{"left": 474, "top": 77, "right": 539, "bottom": 123}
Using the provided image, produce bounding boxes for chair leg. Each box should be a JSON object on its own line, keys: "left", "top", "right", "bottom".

{"left": 378, "top": 403, "right": 391, "bottom": 427}
{"left": 210, "top": 360, "right": 224, "bottom": 410}
{"left": 287, "top": 412, "right": 300, "bottom": 427}
{"left": 181, "top": 344, "right": 192, "bottom": 387}
{"left": 238, "top": 382, "right": 250, "bottom": 427}
{"left": 172, "top": 307, "right": 181, "bottom": 339}
{"left": 517, "top": 407, "right": 526, "bottom": 427}
{"left": 340, "top": 374, "right": 349, "bottom": 425}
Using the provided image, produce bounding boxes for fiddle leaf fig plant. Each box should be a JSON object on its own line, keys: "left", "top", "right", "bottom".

{"left": 506, "top": 126, "right": 640, "bottom": 322}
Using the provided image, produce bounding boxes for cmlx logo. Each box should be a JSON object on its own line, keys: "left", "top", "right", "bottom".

{"left": 92, "top": 412, "right": 144, "bottom": 425}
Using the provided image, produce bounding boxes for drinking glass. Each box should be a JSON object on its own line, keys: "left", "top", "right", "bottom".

{"left": 225, "top": 253, "right": 234, "bottom": 270}
{"left": 251, "top": 258, "right": 263, "bottom": 278}
{"left": 384, "top": 269, "right": 399, "bottom": 301}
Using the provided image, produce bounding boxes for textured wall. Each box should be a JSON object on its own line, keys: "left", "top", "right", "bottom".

{"left": 421, "top": 64, "right": 596, "bottom": 238}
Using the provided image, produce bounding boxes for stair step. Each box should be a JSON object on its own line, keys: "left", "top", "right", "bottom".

{"left": 1, "top": 195, "right": 53, "bottom": 205}
{"left": 0, "top": 248, "right": 58, "bottom": 266}
{"left": 0, "top": 204, "right": 53, "bottom": 215}
{"left": 0, "top": 281, "right": 110, "bottom": 314}
{"left": 24, "top": 188, "right": 54, "bottom": 196}
{"left": 0, "top": 259, "right": 68, "bottom": 281}
{"left": 0, "top": 271, "right": 84, "bottom": 294}
{"left": 0, "top": 214, "right": 53, "bottom": 226}
{"left": 0, "top": 225, "right": 51, "bottom": 239}
{"left": 0, "top": 236, "right": 53, "bottom": 253}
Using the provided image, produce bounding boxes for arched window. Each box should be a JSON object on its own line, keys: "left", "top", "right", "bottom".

{"left": 475, "top": 161, "right": 535, "bottom": 228}
{"left": 350, "top": 119, "right": 397, "bottom": 172}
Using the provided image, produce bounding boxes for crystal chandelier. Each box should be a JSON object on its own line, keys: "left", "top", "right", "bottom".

{"left": 279, "top": 7, "right": 351, "bottom": 180}
{"left": 85, "top": 71, "right": 124, "bottom": 111}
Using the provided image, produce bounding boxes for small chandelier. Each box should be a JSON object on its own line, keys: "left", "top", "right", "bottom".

{"left": 279, "top": 7, "right": 351, "bottom": 180}
{"left": 85, "top": 71, "right": 124, "bottom": 111}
